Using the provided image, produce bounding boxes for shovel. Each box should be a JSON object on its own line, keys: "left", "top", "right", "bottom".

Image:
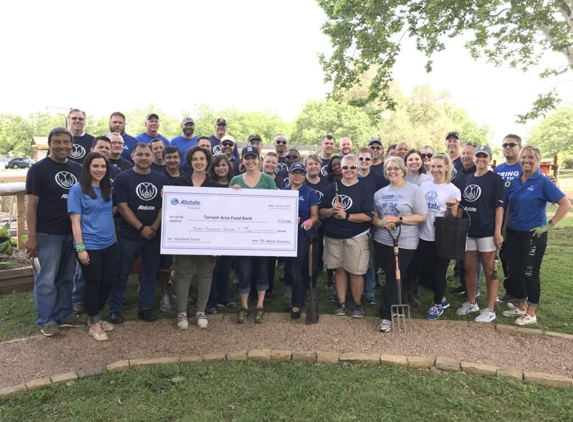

{"left": 387, "top": 223, "right": 411, "bottom": 333}
{"left": 304, "top": 229, "right": 319, "bottom": 325}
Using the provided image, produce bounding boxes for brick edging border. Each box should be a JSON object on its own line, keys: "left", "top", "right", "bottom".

{"left": 2, "top": 348, "right": 572, "bottom": 398}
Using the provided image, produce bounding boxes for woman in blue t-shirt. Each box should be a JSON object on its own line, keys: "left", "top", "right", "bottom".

{"left": 68, "top": 152, "right": 117, "bottom": 342}
{"left": 503, "top": 146, "right": 571, "bottom": 326}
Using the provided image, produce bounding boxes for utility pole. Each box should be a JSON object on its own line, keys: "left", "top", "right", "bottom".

{"left": 46, "top": 106, "right": 71, "bottom": 128}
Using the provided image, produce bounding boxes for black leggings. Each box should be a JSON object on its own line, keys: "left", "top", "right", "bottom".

{"left": 417, "top": 239, "right": 449, "bottom": 305}
{"left": 78, "top": 243, "right": 118, "bottom": 320}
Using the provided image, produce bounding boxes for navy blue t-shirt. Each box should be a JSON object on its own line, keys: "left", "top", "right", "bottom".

{"left": 69, "top": 133, "right": 95, "bottom": 164}
{"left": 460, "top": 171, "right": 504, "bottom": 238}
{"left": 121, "top": 133, "right": 139, "bottom": 163}
{"left": 450, "top": 156, "right": 463, "bottom": 181}
{"left": 113, "top": 169, "right": 167, "bottom": 240}
{"left": 319, "top": 158, "right": 330, "bottom": 180}
{"left": 150, "top": 162, "right": 166, "bottom": 173}
{"left": 305, "top": 177, "right": 330, "bottom": 204}
{"left": 277, "top": 157, "right": 288, "bottom": 173}
{"left": 209, "top": 135, "right": 239, "bottom": 159}
{"left": 357, "top": 171, "right": 389, "bottom": 196}
{"left": 26, "top": 158, "right": 82, "bottom": 235}
{"left": 320, "top": 180, "right": 374, "bottom": 239}
{"left": 276, "top": 168, "right": 291, "bottom": 188}
{"left": 162, "top": 170, "right": 189, "bottom": 185}
{"left": 370, "top": 162, "right": 384, "bottom": 175}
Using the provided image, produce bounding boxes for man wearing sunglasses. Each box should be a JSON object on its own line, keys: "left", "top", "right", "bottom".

{"left": 445, "top": 131, "right": 464, "bottom": 181}
{"left": 209, "top": 118, "right": 239, "bottom": 160}
{"left": 274, "top": 135, "right": 288, "bottom": 171}
{"left": 220, "top": 135, "right": 241, "bottom": 175}
{"left": 368, "top": 138, "right": 385, "bottom": 174}
{"left": 170, "top": 117, "right": 199, "bottom": 162}
{"left": 67, "top": 108, "right": 94, "bottom": 165}
{"left": 276, "top": 148, "right": 301, "bottom": 187}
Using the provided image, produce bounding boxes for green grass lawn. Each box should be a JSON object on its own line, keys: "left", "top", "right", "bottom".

{"left": 1, "top": 361, "right": 573, "bottom": 421}
{"left": 2, "top": 223, "right": 573, "bottom": 340}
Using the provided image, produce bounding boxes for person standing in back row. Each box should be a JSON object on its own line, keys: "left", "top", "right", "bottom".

{"left": 67, "top": 108, "right": 94, "bottom": 165}
{"left": 445, "top": 131, "right": 463, "bottom": 181}
{"left": 170, "top": 117, "right": 199, "bottom": 160}
{"left": 135, "top": 113, "right": 170, "bottom": 146}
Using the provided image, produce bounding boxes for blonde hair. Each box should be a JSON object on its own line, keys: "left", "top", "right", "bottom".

{"left": 520, "top": 146, "right": 541, "bottom": 162}
{"left": 431, "top": 153, "right": 451, "bottom": 183}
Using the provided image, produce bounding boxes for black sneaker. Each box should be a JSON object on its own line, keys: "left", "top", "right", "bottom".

{"left": 109, "top": 311, "right": 124, "bottom": 324}
{"left": 325, "top": 281, "right": 334, "bottom": 289}
{"left": 450, "top": 285, "right": 466, "bottom": 295}
{"left": 334, "top": 302, "right": 346, "bottom": 316}
{"left": 138, "top": 309, "right": 157, "bottom": 322}
{"left": 352, "top": 304, "right": 364, "bottom": 318}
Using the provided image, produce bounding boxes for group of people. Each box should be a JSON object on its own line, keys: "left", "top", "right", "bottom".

{"left": 24, "top": 109, "right": 571, "bottom": 341}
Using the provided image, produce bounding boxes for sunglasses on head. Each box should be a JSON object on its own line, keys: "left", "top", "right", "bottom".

{"left": 421, "top": 153, "right": 433, "bottom": 159}
{"left": 276, "top": 140, "right": 287, "bottom": 145}
{"left": 221, "top": 142, "right": 234, "bottom": 147}
{"left": 502, "top": 143, "right": 518, "bottom": 148}
{"left": 358, "top": 157, "right": 372, "bottom": 161}
{"left": 286, "top": 155, "right": 299, "bottom": 160}
{"left": 342, "top": 165, "right": 358, "bottom": 170}
{"left": 369, "top": 146, "right": 382, "bottom": 150}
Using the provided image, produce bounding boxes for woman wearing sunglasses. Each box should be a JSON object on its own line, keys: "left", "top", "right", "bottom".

{"left": 373, "top": 157, "right": 428, "bottom": 333}
{"left": 319, "top": 154, "right": 374, "bottom": 318}
{"left": 420, "top": 146, "right": 435, "bottom": 175}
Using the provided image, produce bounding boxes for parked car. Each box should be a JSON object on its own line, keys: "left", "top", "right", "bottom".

{"left": 7, "top": 157, "right": 33, "bottom": 169}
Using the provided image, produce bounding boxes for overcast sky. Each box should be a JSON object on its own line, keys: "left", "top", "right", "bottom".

{"left": 2, "top": 0, "right": 572, "bottom": 143}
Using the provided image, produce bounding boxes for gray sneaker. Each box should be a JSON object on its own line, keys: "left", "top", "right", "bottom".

{"left": 59, "top": 313, "right": 86, "bottom": 328}
{"left": 352, "top": 304, "right": 364, "bottom": 318}
{"left": 378, "top": 319, "right": 392, "bottom": 332}
{"left": 159, "top": 295, "right": 172, "bottom": 312}
{"left": 40, "top": 321, "right": 60, "bottom": 337}
{"left": 334, "top": 302, "right": 346, "bottom": 316}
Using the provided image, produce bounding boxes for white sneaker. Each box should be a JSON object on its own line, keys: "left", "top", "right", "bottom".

{"left": 475, "top": 308, "right": 496, "bottom": 323}
{"left": 160, "top": 295, "right": 172, "bottom": 312}
{"left": 377, "top": 319, "right": 392, "bottom": 333}
{"left": 515, "top": 314, "right": 537, "bottom": 326}
{"left": 196, "top": 312, "right": 208, "bottom": 329}
{"left": 456, "top": 301, "right": 480, "bottom": 315}
{"left": 177, "top": 313, "right": 188, "bottom": 330}
{"left": 502, "top": 308, "right": 526, "bottom": 317}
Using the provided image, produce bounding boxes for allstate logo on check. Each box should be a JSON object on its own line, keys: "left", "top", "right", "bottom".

{"left": 171, "top": 198, "right": 180, "bottom": 205}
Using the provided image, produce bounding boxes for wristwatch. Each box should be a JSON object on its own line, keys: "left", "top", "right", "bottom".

{"left": 548, "top": 219, "right": 555, "bottom": 226}
{"left": 345, "top": 213, "right": 350, "bottom": 221}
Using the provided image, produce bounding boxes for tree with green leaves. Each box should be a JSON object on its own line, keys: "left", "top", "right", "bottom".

{"left": 528, "top": 106, "right": 573, "bottom": 157}
{"left": 317, "top": 0, "right": 573, "bottom": 122}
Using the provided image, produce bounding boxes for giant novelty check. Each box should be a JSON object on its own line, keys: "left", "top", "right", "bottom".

{"left": 161, "top": 186, "right": 299, "bottom": 256}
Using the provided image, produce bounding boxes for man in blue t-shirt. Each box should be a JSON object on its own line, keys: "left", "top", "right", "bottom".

{"left": 135, "top": 113, "right": 170, "bottom": 146}
{"left": 170, "top": 117, "right": 198, "bottom": 163}
{"left": 67, "top": 108, "right": 94, "bottom": 165}
{"left": 495, "top": 134, "right": 522, "bottom": 301}
{"left": 108, "top": 142, "right": 168, "bottom": 324}
{"left": 25, "top": 127, "right": 84, "bottom": 337}
{"left": 109, "top": 111, "right": 138, "bottom": 163}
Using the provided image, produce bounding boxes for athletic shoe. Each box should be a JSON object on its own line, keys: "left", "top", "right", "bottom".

{"left": 502, "top": 308, "right": 526, "bottom": 317}
{"left": 363, "top": 295, "right": 376, "bottom": 305}
{"left": 177, "top": 312, "right": 189, "bottom": 330}
{"left": 101, "top": 321, "right": 114, "bottom": 332}
{"left": 217, "top": 301, "right": 237, "bottom": 308}
{"left": 254, "top": 307, "right": 265, "bottom": 324}
{"left": 506, "top": 300, "right": 519, "bottom": 309}
{"left": 451, "top": 285, "right": 466, "bottom": 295}
{"left": 109, "top": 311, "right": 124, "bottom": 324}
{"left": 441, "top": 299, "right": 450, "bottom": 309}
{"left": 475, "top": 308, "right": 496, "bottom": 323}
{"left": 352, "top": 304, "right": 364, "bottom": 318}
{"left": 237, "top": 307, "right": 249, "bottom": 324}
{"left": 138, "top": 309, "right": 157, "bottom": 322}
{"left": 196, "top": 312, "right": 208, "bottom": 329}
{"left": 456, "top": 301, "right": 480, "bottom": 315}
{"left": 515, "top": 314, "right": 537, "bottom": 326}
{"left": 330, "top": 292, "right": 338, "bottom": 303}
{"left": 89, "top": 327, "right": 108, "bottom": 342}
{"left": 232, "top": 276, "right": 239, "bottom": 284}
{"left": 40, "top": 322, "right": 60, "bottom": 337}
{"left": 205, "top": 306, "right": 218, "bottom": 315}
{"left": 425, "top": 304, "right": 444, "bottom": 320}
{"left": 325, "top": 281, "right": 334, "bottom": 289}
{"left": 378, "top": 319, "right": 392, "bottom": 333}
{"left": 59, "top": 313, "right": 86, "bottom": 328}
{"left": 498, "top": 293, "right": 516, "bottom": 302}
{"left": 334, "top": 302, "right": 346, "bottom": 316}
{"left": 159, "top": 295, "right": 172, "bottom": 312}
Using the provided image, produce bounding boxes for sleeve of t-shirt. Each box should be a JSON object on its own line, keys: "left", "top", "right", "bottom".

{"left": 451, "top": 184, "right": 462, "bottom": 201}
{"left": 265, "top": 175, "right": 277, "bottom": 190}
{"left": 113, "top": 174, "right": 129, "bottom": 205}
{"left": 411, "top": 185, "right": 429, "bottom": 215}
{"left": 494, "top": 174, "right": 505, "bottom": 208}
{"left": 542, "top": 177, "right": 566, "bottom": 204}
{"left": 320, "top": 183, "right": 335, "bottom": 209}
{"left": 67, "top": 184, "right": 83, "bottom": 215}
{"left": 308, "top": 189, "right": 319, "bottom": 207}
{"left": 229, "top": 175, "right": 240, "bottom": 188}
{"left": 25, "top": 164, "right": 41, "bottom": 196}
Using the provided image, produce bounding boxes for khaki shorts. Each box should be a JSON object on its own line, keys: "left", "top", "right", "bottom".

{"left": 323, "top": 234, "right": 370, "bottom": 275}
{"left": 466, "top": 236, "right": 496, "bottom": 253}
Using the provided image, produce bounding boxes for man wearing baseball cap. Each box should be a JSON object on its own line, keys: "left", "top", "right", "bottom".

{"left": 368, "top": 138, "right": 385, "bottom": 175}
{"left": 445, "top": 131, "right": 464, "bottom": 180}
{"left": 135, "top": 113, "right": 170, "bottom": 146}
{"left": 209, "top": 118, "right": 239, "bottom": 159}
{"left": 220, "top": 135, "right": 241, "bottom": 175}
{"left": 170, "top": 117, "right": 199, "bottom": 161}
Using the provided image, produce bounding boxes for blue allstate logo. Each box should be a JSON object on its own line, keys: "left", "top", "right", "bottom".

{"left": 425, "top": 191, "right": 438, "bottom": 201}
{"left": 171, "top": 198, "right": 179, "bottom": 205}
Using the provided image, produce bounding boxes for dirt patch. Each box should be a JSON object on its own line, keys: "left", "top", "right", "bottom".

{"left": 1, "top": 316, "right": 572, "bottom": 389}
{"left": 0, "top": 249, "right": 30, "bottom": 270}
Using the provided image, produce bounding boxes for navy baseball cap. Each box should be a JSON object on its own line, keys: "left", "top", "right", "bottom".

{"left": 446, "top": 131, "right": 460, "bottom": 140}
{"left": 247, "top": 134, "right": 262, "bottom": 143}
{"left": 368, "top": 138, "right": 383, "bottom": 146}
{"left": 288, "top": 162, "right": 307, "bottom": 173}
{"left": 241, "top": 146, "right": 259, "bottom": 159}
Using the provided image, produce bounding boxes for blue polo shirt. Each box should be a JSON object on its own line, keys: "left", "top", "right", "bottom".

{"left": 121, "top": 133, "right": 139, "bottom": 163}
{"left": 507, "top": 172, "right": 565, "bottom": 232}
{"left": 283, "top": 184, "right": 319, "bottom": 240}
{"left": 135, "top": 132, "right": 170, "bottom": 146}
{"left": 170, "top": 135, "right": 198, "bottom": 165}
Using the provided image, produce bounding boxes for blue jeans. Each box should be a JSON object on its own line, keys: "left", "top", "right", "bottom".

{"left": 72, "top": 261, "right": 85, "bottom": 305}
{"left": 33, "top": 233, "right": 76, "bottom": 326}
{"left": 237, "top": 256, "right": 268, "bottom": 295}
{"left": 286, "top": 239, "right": 309, "bottom": 309}
{"left": 109, "top": 235, "right": 160, "bottom": 314}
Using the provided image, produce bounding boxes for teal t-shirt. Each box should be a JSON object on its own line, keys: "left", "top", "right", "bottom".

{"left": 229, "top": 172, "right": 276, "bottom": 190}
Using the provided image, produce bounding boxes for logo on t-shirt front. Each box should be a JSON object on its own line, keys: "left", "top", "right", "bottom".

{"left": 332, "top": 194, "right": 353, "bottom": 210}
{"left": 55, "top": 171, "right": 78, "bottom": 189}
{"left": 278, "top": 163, "right": 287, "bottom": 172}
{"left": 425, "top": 191, "right": 438, "bottom": 201}
{"left": 136, "top": 182, "right": 158, "bottom": 201}
{"left": 321, "top": 165, "right": 328, "bottom": 177}
{"left": 450, "top": 167, "right": 457, "bottom": 181}
{"left": 463, "top": 184, "right": 481, "bottom": 202}
{"left": 70, "top": 144, "right": 86, "bottom": 160}
{"left": 284, "top": 177, "right": 291, "bottom": 187}
{"left": 212, "top": 145, "right": 223, "bottom": 156}
{"left": 314, "top": 190, "right": 324, "bottom": 202}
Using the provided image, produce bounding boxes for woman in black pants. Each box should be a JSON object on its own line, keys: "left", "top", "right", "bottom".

{"left": 68, "top": 152, "right": 117, "bottom": 341}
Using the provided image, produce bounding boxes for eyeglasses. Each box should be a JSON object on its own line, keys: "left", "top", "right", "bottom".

{"left": 275, "top": 140, "right": 287, "bottom": 145}
{"left": 70, "top": 117, "right": 84, "bottom": 121}
{"left": 420, "top": 153, "right": 433, "bottom": 159}
{"left": 222, "top": 142, "right": 234, "bottom": 147}
{"left": 358, "top": 157, "right": 372, "bottom": 161}
{"left": 290, "top": 171, "right": 305, "bottom": 176}
{"left": 286, "top": 155, "right": 299, "bottom": 160}
{"left": 369, "top": 146, "right": 382, "bottom": 150}
{"left": 111, "top": 142, "right": 124, "bottom": 146}
{"left": 502, "top": 143, "right": 518, "bottom": 148}
{"left": 341, "top": 165, "right": 358, "bottom": 170}
{"left": 386, "top": 167, "right": 401, "bottom": 172}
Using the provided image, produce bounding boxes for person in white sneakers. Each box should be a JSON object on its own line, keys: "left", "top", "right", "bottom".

{"left": 456, "top": 146, "right": 504, "bottom": 323}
